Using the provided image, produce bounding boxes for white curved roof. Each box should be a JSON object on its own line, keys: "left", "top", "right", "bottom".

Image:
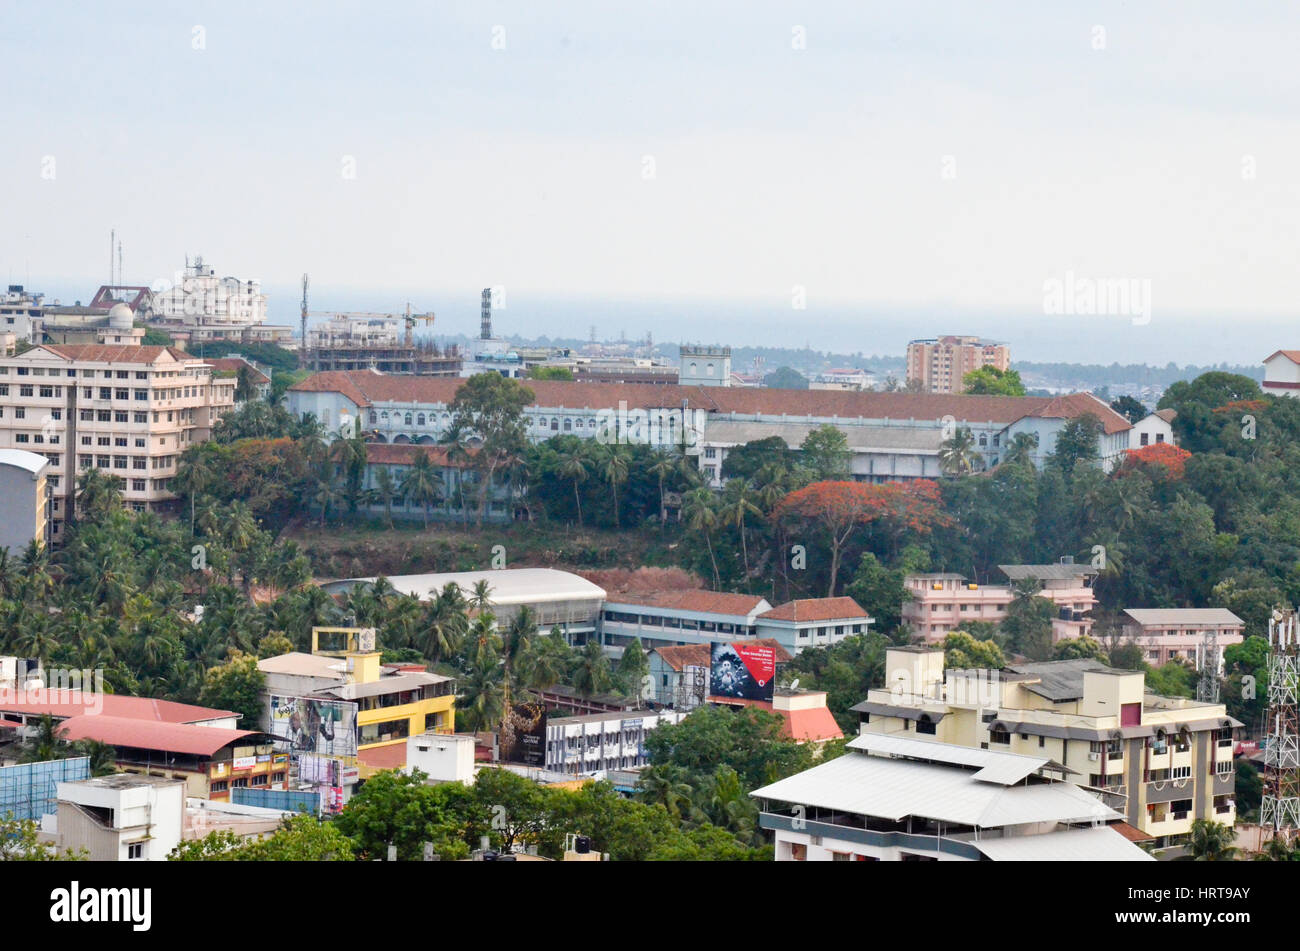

{"left": 326, "top": 568, "right": 606, "bottom": 605}
{"left": 0, "top": 448, "right": 50, "bottom": 476}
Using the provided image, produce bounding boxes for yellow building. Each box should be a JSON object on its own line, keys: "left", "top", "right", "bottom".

{"left": 258, "top": 628, "right": 456, "bottom": 782}
{"left": 854, "top": 647, "right": 1240, "bottom": 848}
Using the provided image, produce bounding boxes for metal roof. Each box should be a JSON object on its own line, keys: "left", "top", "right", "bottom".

{"left": 322, "top": 670, "right": 450, "bottom": 700}
{"left": 1005, "top": 659, "right": 1118, "bottom": 702}
{"left": 1122, "top": 608, "right": 1244, "bottom": 627}
{"left": 702, "top": 419, "right": 944, "bottom": 452}
{"left": 998, "top": 564, "right": 1099, "bottom": 581}
{"left": 0, "top": 448, "right": 49, "bottom": 476}
{"left": 323, "top": 568, "right": 607, "bottom": 605}
{"left": 972, "top": 825, "right": 1154, "bottom": 861}
{"left": 751, "top": 750, "right": 1119, "bottom": 828}
{"left": 846, "top": 733, "right": 1069, "bottom": 784}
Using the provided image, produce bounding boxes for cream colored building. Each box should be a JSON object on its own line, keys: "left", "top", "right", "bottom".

{"left": 854, "top": 648, "right": 1240, "bottom": 848}
{"left": 906, "top": 335, "right": 1010, "bottom": 394}
{"left": 0, "top": 448, "right": 49, "bottom": 552}
{"left": 0, "top": 344, "right": 236, "bottom": 539}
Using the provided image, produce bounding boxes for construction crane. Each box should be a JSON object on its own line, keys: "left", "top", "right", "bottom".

{"left": 403, "top": 302, "right": 435, "bottom": 347}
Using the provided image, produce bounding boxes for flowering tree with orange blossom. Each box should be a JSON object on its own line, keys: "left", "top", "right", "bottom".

{"left": 773, "top": 480, "right": 948, "bottom": 597}
{"left": 1117, "top": 443, "right": 1193, "bottom": 480}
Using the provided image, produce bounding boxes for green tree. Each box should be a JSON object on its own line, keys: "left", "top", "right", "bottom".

{"left": 939, "top": 427, "right": 981, "bottom": 476}
{"left": 1185, "top": 818, "right": 1238, "bottom": 861}
{"left": 942, "top": 630, "right": 1005, "bottom": 670}
{"left": 1052, "top": 636, "right": 1108, "bottom": 662}
{"left": 171, "top": 815, "right": 357, "bottom": 861}
{"left": 198, "top": 649, "right": 266, "bottom": 728}
{"left": 444, "top": 374, "right": 534, "bottom": 529}
{"left": 963, "top": 366, "right": 1026, "bottom": 396}
{"left": 0, "top": 815, "right": 87, "bottom": 861}
{"left": 1109, "top": 395, "right": 1148, "bottom": 424}
{"left": 1049, "top": 414, "right": 1104, "bottom": 475}
{"left": 616, "top": 637, "right": 649, "bottom": 697}
{"left": 333, "top": 769, "right": 470, "bottom": 861}
{"left": 528, "top": 365, "right": 574, "bottom": 381}
{"left": 762, "top": 366, "right": 808, "bottom": 390}
{"left": 799, "top": 425, "right": 851, "bottom": 480}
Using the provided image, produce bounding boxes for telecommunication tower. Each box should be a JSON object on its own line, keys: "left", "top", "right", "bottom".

{"left": 1196, "top": 627, "right": 1220, "bottom": 704}
{"left": 1261, "top": 608, "right": 1300, "bottom": 837}
{"left": 300, "top": 274, "right": 310, "bottom": 357}
{"left": 481, "top": 288, "right": 492, "bottom": 340}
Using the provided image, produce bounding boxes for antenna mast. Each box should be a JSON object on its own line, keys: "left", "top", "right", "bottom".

{"left": 300, "top": 274, "right": 310, "bottom": 366}
{"left": 1262, "top": 608, "right": 1300, "bottom": 840}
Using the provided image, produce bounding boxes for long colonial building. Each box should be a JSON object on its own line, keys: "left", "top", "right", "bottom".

{"left": 287, "top": 371, "right": 1156, "bottom": 485}
{"left": 0, "top": 344, "right": 236, "bottom": 539}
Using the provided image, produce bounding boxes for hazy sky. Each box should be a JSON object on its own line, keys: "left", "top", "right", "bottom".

{"left": 4, "top": 1, "right": 1299, "bottom": 363}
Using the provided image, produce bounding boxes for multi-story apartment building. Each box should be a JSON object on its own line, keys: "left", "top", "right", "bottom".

{"left": 148, "top": 257, "right": 293, "bottom": 346}
{"left": 0, "top": 344, "right": 236, "bottom": 539}
{"left": 854, "top": 647, "right": 1241, "bottom": 848}
{"left": 906, "top": 335, "right": 1010, "bottom": 394}
{"left": 903, "top": 563, "right": 1098, "bottom": 643}
{"left": 1121, "top": 608, "right": 1245, "bottom": 670}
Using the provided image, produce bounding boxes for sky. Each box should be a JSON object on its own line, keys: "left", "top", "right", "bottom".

{"left": 3, "top": 1, "right": 1299, "bottom": 364}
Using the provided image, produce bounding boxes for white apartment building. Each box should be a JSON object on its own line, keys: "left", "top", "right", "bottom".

{"left": 51, "top": 774, "right": 185, "bottom": 861}
{"left": 149, "top": 257, "right": 292, "bottom": 346}
{"left": 0, "top": 344, "right": 236, "bottom": 538}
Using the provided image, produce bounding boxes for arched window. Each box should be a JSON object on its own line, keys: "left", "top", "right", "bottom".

{"left": 405, "top": 413, "right": 413, "bottom": 426}
{"left": 380, "top": 411, "right": 389, "bottom": 421}
{"left": 978, "top": 433, "right": 988, "bottom": 447}
{"left": 551, "top": 418, "right": 559, "bottom": 431}
{"left": 369, "top": 411, "right": 377, "bottom": 424}
{"left": 563, "top": 418, "right": 572, "bottom": 432}
{"left": 417, "top": 413, "right": 426, "bottom": 426}
{"left": 707, "top": 363, "right": 715, "bottom": 376}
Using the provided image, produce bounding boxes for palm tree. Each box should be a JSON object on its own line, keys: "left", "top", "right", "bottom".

{"left": 648, "top": 455, "right": 678, "bottom": 526}
{"left": 682, "top": 487, "right": 721, "bottom": 588}
{"left": 517, "top": 628, "right": 573, "bottom": 690}
{"left": 313, "top": 478, "right": 340, "bottom": 528}
{"left": 19, "top": 714, "right": 70, "bottom": 763}
{"left": 399, "top": 450, "right": 443, "bottom": 529}
{"left": 176, "top": 447, "right": 215, "bottom": 534}
{"left": 1186, "top": 818, "right": 1238, "bottom": 861}
{"left": 939, "top": 427, "right": 981, "bottom": 476}
{"left": 75, "top": 468, "right": 125, "bottom": 522}
{"left": 557, "top": 448, "right": 591, "bottom": 527}
{"left": 1003, "top": 431, "right": 1039, "bottom": 468}
{"left": 468, "top": 579, "right": 494, "bottom": 616}
{"left": 457, "top": 660, "right": 505, "bottom": 733}
{"left": 422, "top": 583, "right": 469, "bottom": 663}
{"left": 570, "top": 639, "right": 613, "bottom": 698}
{"left": 719, "top": 480, "right": 763, "bottom": 578}
{"left": 332, "top": 431, "right": 370, "bottom": 515}
{"left": 602, "top": 447, "right": 630, "bottom": 528}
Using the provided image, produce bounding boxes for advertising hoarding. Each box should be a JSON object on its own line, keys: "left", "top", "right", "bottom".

{"left": 710, "top": 641, "right": 776, "bottom": 703}
{"left": 267, "top": 695, "right": 358, "bottom": 758}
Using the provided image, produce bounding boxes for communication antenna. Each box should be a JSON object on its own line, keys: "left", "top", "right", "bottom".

{"left": 1197, "top": 626, "right": 1220, "bottom": 704}
{"left": 481, "top": 288, "right": 492, "bottom": 340}
{"left": 1262, "top": 607, "right": 1300, "bottom": 839}
{"left": 300, "top": 274, "right": 310, "bottom": 363}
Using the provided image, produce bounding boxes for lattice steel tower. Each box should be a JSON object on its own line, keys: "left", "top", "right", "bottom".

{"left": 1196, "top": 627, "right": 1220, "bottom": 704}
{"left": 1261, "top": 609, "right": 1300, "bottom": 836}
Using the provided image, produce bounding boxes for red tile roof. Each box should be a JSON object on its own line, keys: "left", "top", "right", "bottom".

{"left": 365, "top": 443, "right": 466, "bottom": 467}
{"left": 1110, "top": 821, "right": 1155, "bottom": 843}
{"left": 207, "top": 357, "right": 270, "bottom": 383}
{"left": 0, "top": 691, "right": 238, "bottom": 723}
{"left": 761, "top": 597, "right": 870, "bottom": 623}
{"left": 35, "top": 344, "right": 196, "bottom": 364}
{"left": 781, "top": 705, "right": 844, "bottom": 742}
{"left": 358, "top": 744, "right": 408, "bottom": 770}
{"left": 1153, "top": 408, "right": 1177, "bottom": 423}
{"left": 1264, "top": 350, "right": 1300, "bottom": 365}
{"left": 290, "top": 371, "right": 1134, "bottom": 432}
{"left": 615, "top": 589, "right": 769, "bottom": 617}
{"left": 56, "top": 715, "right": 264, "bottom": 757}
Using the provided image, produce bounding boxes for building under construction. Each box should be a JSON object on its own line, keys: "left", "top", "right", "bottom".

{"left": 300, "top": 311, "right": 462, "bottom": 376}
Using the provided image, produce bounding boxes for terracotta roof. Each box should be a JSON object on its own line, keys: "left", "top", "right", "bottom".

{"left": 207, "top": 357, "right": 270, "bottom": 383}
{"left": 56, "top": 715, "right": 264, "bottom": 757}
{"left": 1153, "top": 408, "right": 1177, "bottom": 423}
{"left": 1022, "top": 393, "right": 1131, "bottom": 435}
{"left": 652, "top": 644, "right": 711, "bottom": 671}
{"left": 33, "top": 344, "right": 196, "bottom": 364}
{"left": 290, "top": 371, "right": 1132, "bottom": 430}
{"left": 760, "top": 597, "right": 871, "bottom": 623}
{"left": 358, "top": 743, "right": 408, "bottom": 770}
{"left": 365, "top": 443, "right": 465, "bottom": 467}
{"left": 613, "top": 589, "right": 770, "bottom": 617}
{"left": 781, "top": 705, "right": 844, "bottom": 742}
{"left": 1109, "top": 821, "right": 1155, "bottom": 843}
{"left": 0, "top": 690, "right": 238, "bottom": 723}
{"left": 1263, "top": 350, "right": 1300, "bottom": 365}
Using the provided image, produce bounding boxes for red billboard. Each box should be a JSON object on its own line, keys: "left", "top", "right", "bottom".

{"left": 710, "top": 642, "right": 776, "bottom": 703}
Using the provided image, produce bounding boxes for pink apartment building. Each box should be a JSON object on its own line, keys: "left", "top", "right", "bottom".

{"left": 1120, "top": 608, "right": 1244, "bottom": 670}
{"left": 903, "top": 562, "right": 1098, "bottom": 643}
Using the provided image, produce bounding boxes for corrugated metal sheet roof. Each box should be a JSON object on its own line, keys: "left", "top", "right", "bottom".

{"left": 1122, "top": 608, "right": 1244, "bottom": 627}
{"left": 972, "top": 825, "right": 1154, "bottom": 861}
{"left": 998, "top": 564, "right": 1099, "bottom": 581}
{"left": 846, "top": 732, "right": 1057, "bottom": 784}
{"left": 751, "top": 751, "right": 1119, "bottom": 828}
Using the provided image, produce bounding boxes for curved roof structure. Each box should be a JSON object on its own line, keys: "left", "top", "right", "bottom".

{"left": 0, "top": 448, "right": 49, "bottom": 476}
{"left": 322, "top": 568, "right": 606, "bottom": 606}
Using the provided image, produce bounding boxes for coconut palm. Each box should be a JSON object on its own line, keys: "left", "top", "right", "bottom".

{"left": 557, "top": 448, "right": 591, "bottom": 527}
{"left": 648, "top": 455, "right": 678, "bottom": 526}
{"left": 939, "top": 427, "right": 981, "bottom": 476}
{"left": 601, "top": 447, "right": 630, "bottom": 528}
{"left": 1003, "top": 431, "right": 1039, "bottom": 468}
{"left": 682, "top": 487, "right": 721, "bottom": 588}
{"left": 1186, "top": 818, "right": 1238, "bottom": 861}
{"left": 719, "top": 480, "right": 763, "bottom": 578}
{"left": 399, "top": 450, "right": 443, "bottom": 529}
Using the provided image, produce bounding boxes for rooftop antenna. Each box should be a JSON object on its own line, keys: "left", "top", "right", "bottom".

{"left": 1262, "top": 607, "right": 1300, "bottom": 841}
{"left": 481, "top": 288, "right": 492, "bottom": 340}
{"left": 110, "top": 229, "right": 115, "bottom": 285}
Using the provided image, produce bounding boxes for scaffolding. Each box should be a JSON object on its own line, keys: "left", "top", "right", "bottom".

{"left": 1261, "top": 609, "right": 1300, "bottom": 837}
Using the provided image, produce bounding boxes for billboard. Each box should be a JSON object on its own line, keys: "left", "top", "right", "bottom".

{"left": 710, "top": 642, "right": 776, "bottom": 703}
{"left": 501, "top": 701, "right": 547, "bottom": 768}
{"left": 268, "top": 695, "right": 358, "bottom": 758}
